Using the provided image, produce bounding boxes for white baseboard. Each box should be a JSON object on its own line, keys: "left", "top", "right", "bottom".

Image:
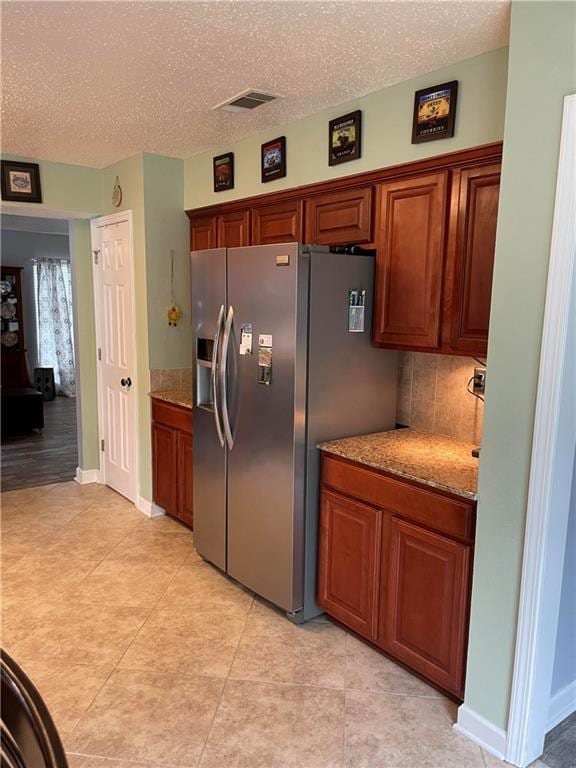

{"left": 547, "top": 679, "right": 576, "bottom": 732}
{"left": 75, "top": 467, "right": 102, "bottom": 485}
{"left": 136, "top": 496, "right": 165, "bottom": 518}
{"left": 453, "top": 705, "right": 507, "bottom": 761}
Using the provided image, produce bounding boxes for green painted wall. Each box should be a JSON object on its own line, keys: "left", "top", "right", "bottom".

{"left": 465, "top": 0, "right": 576, "bottom": 730}
{"left": 184, "top": 47, "right": 508, "bottom": 209}
{"left": 69, "top": 219, "right": 99, "bottom": 470}
{"left": 100, "top": 154, "right": 153, "bottom": 502}
{"left": 1, "top": 155, "right": 102, "bottom": 215}
{"left": 142, "top": 154, "right": 191, "bottom": 370}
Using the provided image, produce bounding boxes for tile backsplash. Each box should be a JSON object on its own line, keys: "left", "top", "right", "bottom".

{"left": 396, "top": 352, "right": 484, "bottom": 445}
{"left": 150, "top": 367, "right": 192, "bottom": 392}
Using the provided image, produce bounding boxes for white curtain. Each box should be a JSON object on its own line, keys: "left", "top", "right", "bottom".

{"left": 35, "top": 258, "right": 76, "bottom": 397}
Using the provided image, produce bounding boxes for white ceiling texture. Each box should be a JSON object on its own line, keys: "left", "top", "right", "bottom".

{"left": 1, "top": 1, "right": 510, "bottom": 168}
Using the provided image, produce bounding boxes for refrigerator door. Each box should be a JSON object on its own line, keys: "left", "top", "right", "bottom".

{"left": 225, "top": 243, "right": 308, "bottom": 613}
{"left": 191, "top": 248, "right": 227, "bottom": 571}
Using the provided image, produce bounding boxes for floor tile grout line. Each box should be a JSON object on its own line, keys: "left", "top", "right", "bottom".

{"left": 66, "top": 750, "right": 198, "bottom": 768}
{"left": 196, "top": 593, "right": 256, "bottom": 766}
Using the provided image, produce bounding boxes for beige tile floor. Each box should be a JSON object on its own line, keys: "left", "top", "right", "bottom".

{"left": 1, "top": 481, "right": 546, "bottom": 768}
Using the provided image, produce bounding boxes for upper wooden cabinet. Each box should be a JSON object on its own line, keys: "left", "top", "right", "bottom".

{"left": 305, "top": 187, "right": 373, "bottom": 245}
{"left": 218, "top": 210, "right": 250, "bottom": 248}
{"left": 190, "top": 216, "right": 217, "bottom": 251}
{"left": 251, "top": 200, "right": 303, "bottom": 245}
{"left": 373, "top": 173, "right": 448, "bottom": 350}
{"left": 443, "top": 163, "right": 501, "bottom": 356}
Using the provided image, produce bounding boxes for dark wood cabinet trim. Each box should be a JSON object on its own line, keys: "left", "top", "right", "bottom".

{"left": 186, "top": 142, "right": 502, "bottom": 220}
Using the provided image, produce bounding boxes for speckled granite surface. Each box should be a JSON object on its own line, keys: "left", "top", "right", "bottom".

{"left": 149, "top": 390, "right": 193, "bottom": 410}
{"left": 319, "top": 428, "right": 478, "bottom": 501}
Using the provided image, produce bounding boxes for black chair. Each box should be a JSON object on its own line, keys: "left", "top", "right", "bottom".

{"left": 1, "top": 651, "right": 68, "bottom": 768}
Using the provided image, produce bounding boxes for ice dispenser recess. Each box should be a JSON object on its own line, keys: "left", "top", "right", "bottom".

{"left": 196, "top": 337, "right": 214, "bottom": 409}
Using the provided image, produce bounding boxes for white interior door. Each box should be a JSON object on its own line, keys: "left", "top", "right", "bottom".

{"left": 92, "top": 214, "right": 137, "bottom": 502}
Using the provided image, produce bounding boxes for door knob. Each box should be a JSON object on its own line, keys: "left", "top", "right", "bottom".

{"left": 120, "top": 377, "right": 132, "bottom": 388}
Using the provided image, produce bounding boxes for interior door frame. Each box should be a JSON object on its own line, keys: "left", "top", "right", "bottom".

{"left": 505, "top": 94, "right": 576, "bottom": 766}
{"left": 90, "top": 210, "right": 139, "bottom": 502}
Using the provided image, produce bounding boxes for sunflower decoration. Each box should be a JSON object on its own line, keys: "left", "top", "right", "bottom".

{"left": 167, "top": 250, "right": 182, "bottom": 327}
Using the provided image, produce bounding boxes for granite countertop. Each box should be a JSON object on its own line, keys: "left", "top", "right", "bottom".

{"left": 318, "top": 428, "right": 478, "bottom": 501}
{"left": 149, "top": 389, "right": 193, "bottom": 410}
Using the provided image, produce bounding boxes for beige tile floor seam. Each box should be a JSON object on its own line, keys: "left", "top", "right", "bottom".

{"left": 3, "top": 481, "right": 549, "bottom": 768}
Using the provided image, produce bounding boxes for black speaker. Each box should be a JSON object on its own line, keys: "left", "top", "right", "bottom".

{"left": 34, "top": 367, "right": 56, "bottom": 401}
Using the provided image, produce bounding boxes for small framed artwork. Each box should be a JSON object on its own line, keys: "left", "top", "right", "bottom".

{"left": 213, "top": 152, "right": 234, "bottom": 192}
{"left": 261, "top": 136, "right": 286, "bottom": 183}
{"left": 329, "top": 110, "right": 362, "bottom": 166}
{"left": 412, "top": 80, "right": 458, "bottom": 144}
{"left": 1, "top": 160, "right": 42, "bottom": 203}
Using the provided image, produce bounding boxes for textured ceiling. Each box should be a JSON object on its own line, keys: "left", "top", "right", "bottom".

{"left": 1, "top": 1, "right": 510, "bottom": 168}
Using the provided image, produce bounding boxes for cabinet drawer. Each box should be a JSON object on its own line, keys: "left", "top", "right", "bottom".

{"left": 322, "top": 455, "right": 474, "bottom": 542}
{"left": 151, "top": 399, "right": 193, "bottom": 434}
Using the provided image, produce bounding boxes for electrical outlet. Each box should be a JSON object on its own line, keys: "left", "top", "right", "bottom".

{"left": 473, "top": 367, "right": 486, "bottom": 395}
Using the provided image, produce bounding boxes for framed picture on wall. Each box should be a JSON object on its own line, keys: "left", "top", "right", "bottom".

{"left": 1, "top": 160, "right": 42, "bottom": 203}
{"left": 412, "top": 81, "right": 458, "bottom": 143}
{"left": 328, "top": 110, "right": 362, "bottom": 166}
{"left": 261, "top": 136, "right": 286, "bottom": 183}
{"left": 213, "top": 152, "right": 234, "bottom": 192}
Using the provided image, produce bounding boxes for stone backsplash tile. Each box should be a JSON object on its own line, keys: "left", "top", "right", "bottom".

{"left": 150, "top": 368, "right": 193, "bottom": 392}
{"left": 396, "top": 352, "right": 484, "bottom": 444}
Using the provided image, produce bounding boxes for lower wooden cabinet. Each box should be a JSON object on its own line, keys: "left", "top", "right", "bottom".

{"left": 151, "top": 398, "right": 193, "bottom": 529}
{"left": 318, "top": 491, "right": 381, "bottom": 640}
{"left": 380, "top": 516, "right": 471, "bottom": 696}
{"left": 318, "top": 453, "right": 475, "bottom": 699}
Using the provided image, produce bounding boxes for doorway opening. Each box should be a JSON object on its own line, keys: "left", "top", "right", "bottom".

{"left": 0, "top": 214, "right": 78, "bottom": 491}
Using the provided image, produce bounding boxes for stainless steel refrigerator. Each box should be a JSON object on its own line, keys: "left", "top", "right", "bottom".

{"left": 191, "top": 243, "right": 398, "bottom": 621}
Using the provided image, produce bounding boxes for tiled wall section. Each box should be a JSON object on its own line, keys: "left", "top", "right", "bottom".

{"left": 150, "top": 368, "right": 192, "bottom": 391}
{"left": 397, "top": 352, "right": 484, "bottom": 445}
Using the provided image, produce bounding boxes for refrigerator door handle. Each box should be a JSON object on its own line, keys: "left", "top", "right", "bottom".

{"left": 211, "top": 304, "right": 226, "bottom": 448}
{"left": 220, "top": 304, "right": 234, "bottom": 450}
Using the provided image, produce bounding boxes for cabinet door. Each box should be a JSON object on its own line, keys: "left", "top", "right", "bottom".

{"left": 381, "top": 517, "right": 471, "bottom": 697}
{"left": 218, "top": 210, "right": 250, "bottom": 247}
{"left": 305, "top": 187, "right": 373, "bottom": 245}
{"left": 373, "top": 173, "right": 448, "bottom": 350}
{"left": 177, "top": 431, "right": 194, "bottom": 528}
{"left": 443, "top": 164, "right": 501, "bottom": 356}
{"left": 251, "top": 200, "right": 303, "bottom": 245}
{"left": 318, "top": 490, "right": 381, "bottom": 640}
{"left": 152, "top": 423, "right": 178, "bottom": 516}
{"left": 190, "top": 216, "right": 217, "bottom": 251}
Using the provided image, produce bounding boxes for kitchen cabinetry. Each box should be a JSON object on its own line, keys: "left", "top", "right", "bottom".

{"left": 318, "top": 453, "right": 475, "bottom": 698}
{"left": 372, "top": 162, "right": 500, "bottom": 355}
{"left": 251, "top": 200, "right": 303, "bottom": 245}
{"left": 443, "top": 163, "right": 501, "bottom": 356}
{"left": 305, "top": 187, "right": 373, "bottom": 245}
{"left": 373, "top": 173, "right": 448, "bottom": 350}
{"left": 218, "top": 210, "right": 250, "bottom": 247}
{"left": 151, "top": 398, "right": 193, "bottom": 528}
{"left": 190, "top": 216, "right": 217, "bottom": 251}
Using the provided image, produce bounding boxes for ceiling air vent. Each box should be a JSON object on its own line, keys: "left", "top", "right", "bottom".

{"left": 212, "top": 89, "right": 281, "bottom": 113}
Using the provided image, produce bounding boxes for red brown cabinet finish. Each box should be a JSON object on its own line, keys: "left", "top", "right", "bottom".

{"left": 318, "top": 453, "right": 475, "bottom": 699}
{"left": 373, "top": 172, "right": 448, "bottom": 350}
{"left": 443, "top": 163, "right": 501, "bottom": 356}
{"left": 251, "top": 200, "right": 303, "bottom": 245}
{"left": 151, "top": 398, "right": 193, "bottom": 529}
{"left": 218, "top": 210, "right": 250, "bottom": 247}
{"left": 318, "top": 490, "right": 382, "bottom": 640}
{"left": 190, "top": 216, "right": 217, "bottom": 251}
{"left": 305, "top": 187, "right": 373, "bottom": 245}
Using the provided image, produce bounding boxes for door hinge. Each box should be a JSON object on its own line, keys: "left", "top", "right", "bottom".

{"left": 97, "top": 348, "right": 102, "bottom": 361}
{"left": 93, "top": 249, "right": 100, "bottom": 265}
{"left": 101, "top": 439, "right": 105, "bottom": 452}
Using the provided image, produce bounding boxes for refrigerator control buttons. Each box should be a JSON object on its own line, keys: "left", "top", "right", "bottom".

{"left": 276, "top": 254, "right": 290, "bottom": 266}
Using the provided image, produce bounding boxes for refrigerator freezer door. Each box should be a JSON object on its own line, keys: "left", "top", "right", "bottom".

{"left": 225, "top": 243, "right": 308, "bottom": 613}
{"left": 191, "top": 248, "right": 227, "bottom": 571}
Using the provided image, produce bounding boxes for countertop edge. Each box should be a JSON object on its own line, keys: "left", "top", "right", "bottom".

{"left": 149, "top": 390, "right": 193, "bottom": 410}
{"left": 318, "top": 444, "right": 478, "bottom": 502}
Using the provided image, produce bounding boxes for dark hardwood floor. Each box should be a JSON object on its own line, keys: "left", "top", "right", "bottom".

{"left": 1, "top": 396, "right": 78, "bottom": 491}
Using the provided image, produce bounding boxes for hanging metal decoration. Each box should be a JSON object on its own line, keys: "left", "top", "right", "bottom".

{"left": 167, "top": 249, "right": 182, "bottom": 327}
{"left": 111, "top": 176, "right": 122, "bottom": 207}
